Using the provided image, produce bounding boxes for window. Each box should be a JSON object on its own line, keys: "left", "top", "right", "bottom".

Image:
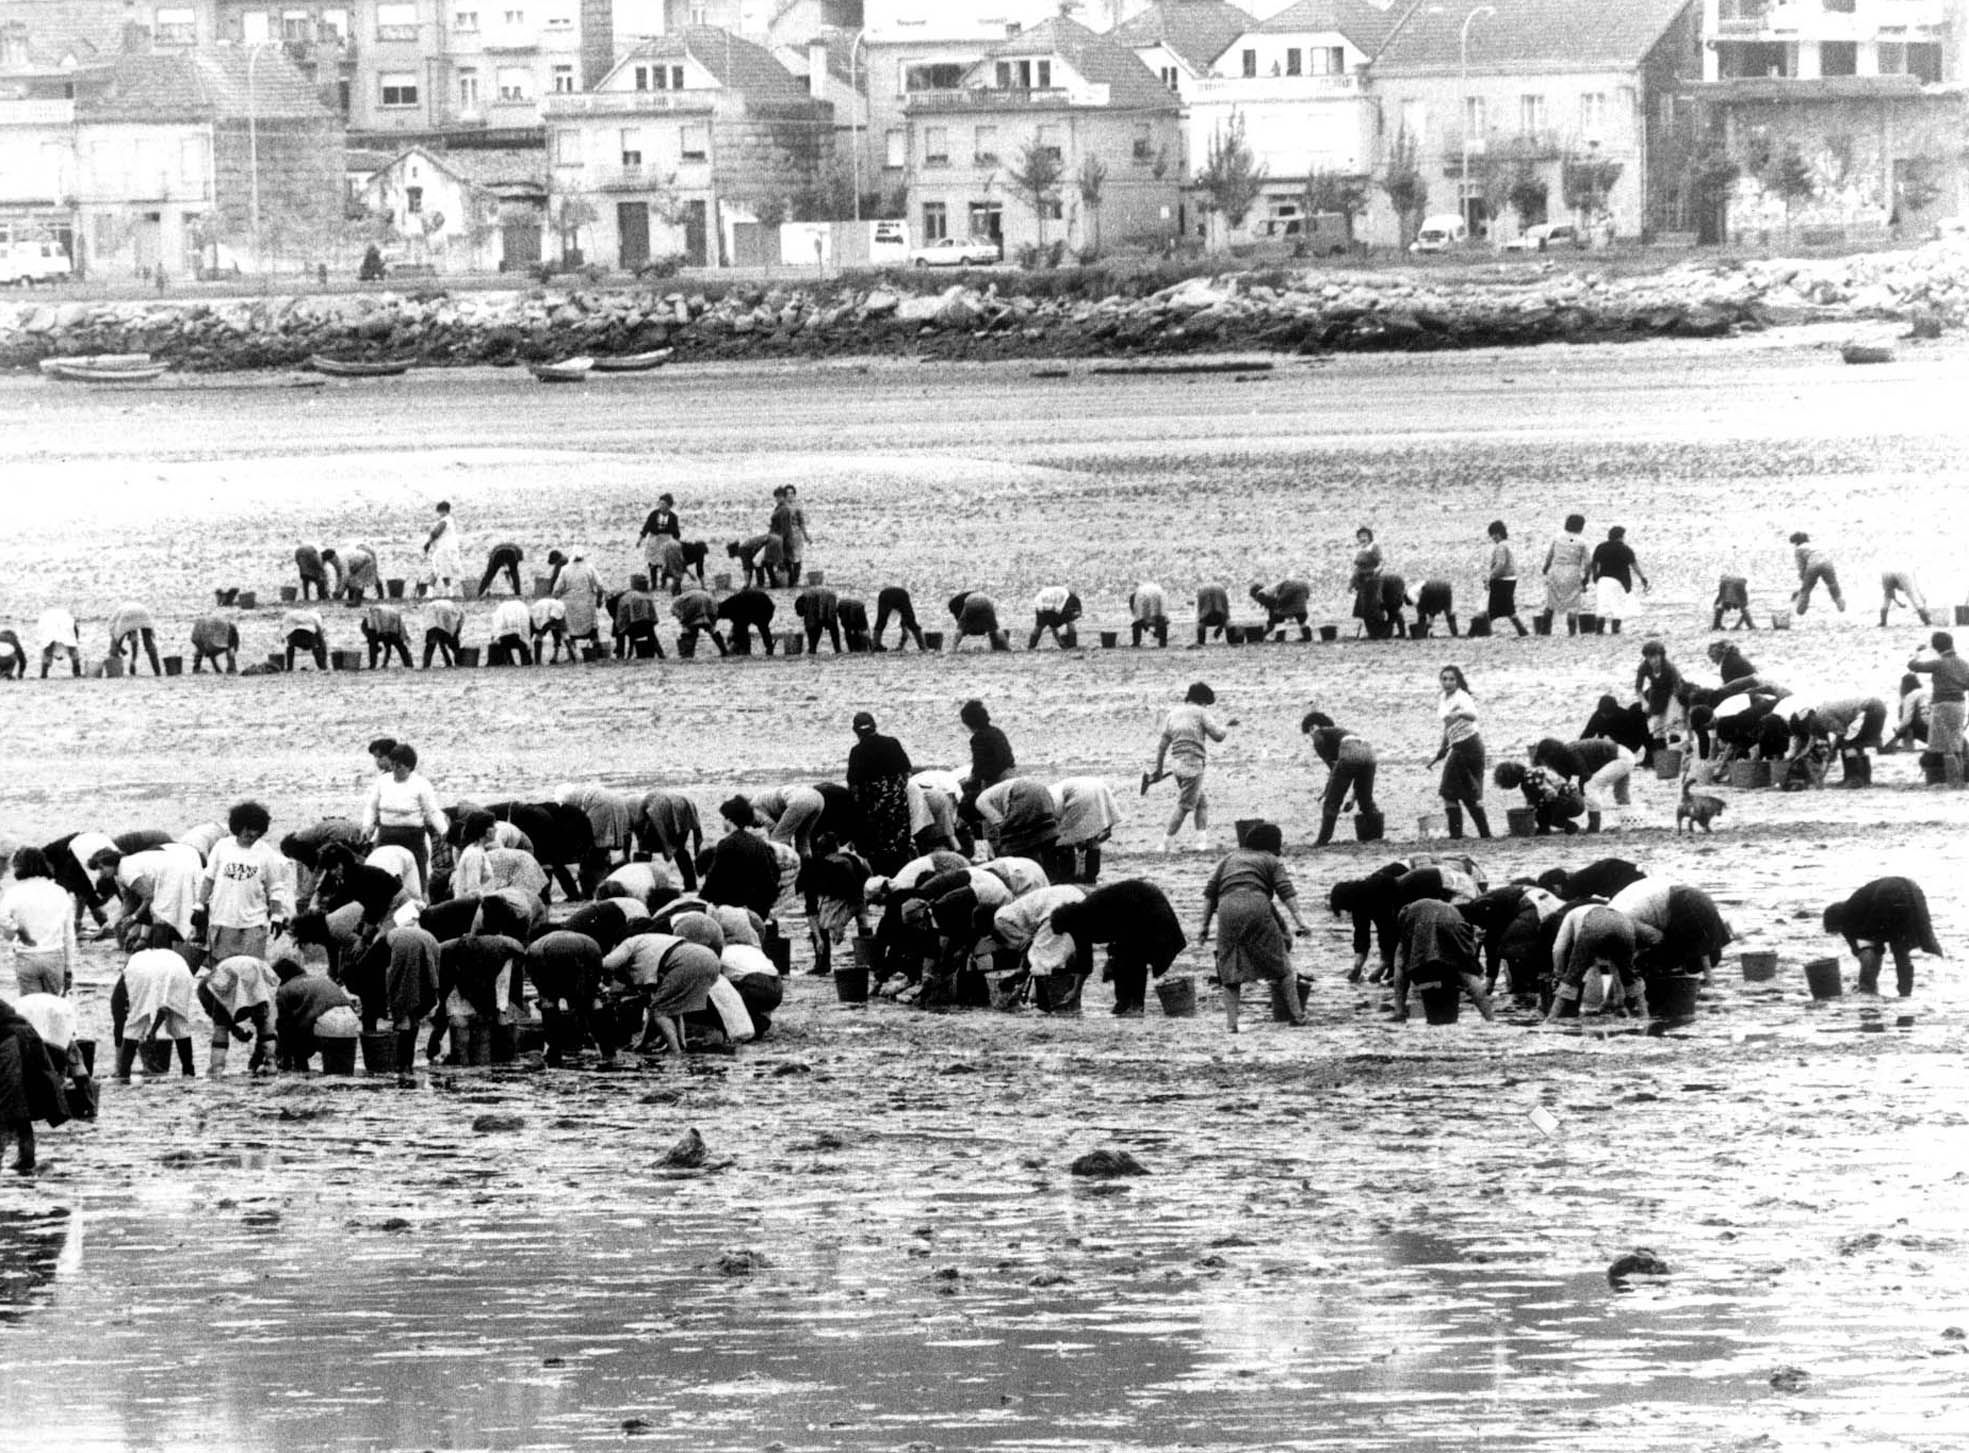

{"left": 993, "top": 58, "right": 1050, "bottom": 89}
{"left": 242, "top": 10, "right": 269, "bottom": 41}
{"left": 1285, "top": 48, "right": 1302, "bottom": 76}
{"left": 1463, "top": 95, "right": 1485, "bottom": 137}
{"left": 1519, "top": 94, "right": 1544, "bottom": 135}
{"left": 377, "top": 3, "right": 417, "bottom": 40}
{"left": 1819, "top": 40, "right": 1856, "bottom": 76}
{"left": 620, "top": 128, "right": 642, "bottom": 166}
{"left": 1579, "top": 92, "right": 1606, "bottom": 138}
{"left": 924, "top": 126, "right": 949, "bottom": 166}
{"left": 454, "top": 9, "right": 479, "bottom": 29}
{"left": 651, "top": 63, "right": 685, "bottom": 89}
{"left": 1159, "top": 64, "right": 1179, "bottom": 92}
{"left": 973, "top": 125, "right": 997, "bottom": 164}
{"left": 281, "top": 10, "right": 309, "bottom": 41}
{"left": 903, "top": 61, "right": 964, "bottom": 91}
{"left": 1242, "top": 49, "right": 1256, "bottom": 78}
{"left": 1036, "top": 123, "right": 1062, "bottom": 163}
{"left": 546, "top": 8, "right": 571, "bottom": 27}
{"left": 321, "top": 7, "right": 349, "bottom": 40}
{"left": 1041, "top": 196, "right": 1062, "bottom": 221}
{"left": 1132, "top": 122, "right": 1152, "bottom": 162}
{"left": 552, "top": 64, "right": 574, "bottom": 92}
{"left": 458, "top": 67, "right": 479, "bottom": 105}
{"left": 680, "top": 123, "right": 707, "bottom": 161}
{"left": 884, "top": 128, "right": 905, "bottom": 168}
{"left": 380, "top": 71, "right": 420, "bottom": 105}
{"left": 153, "top": 7, "right": 195, "bottom": 43}
{"left": 406, "top": 185, "right": 423, "bottom": 214}
{"left": 922, "top": 201, "right": 947, "bottom": 242}
{"left": 503, "top": 8, "right": 523, "bottom": 23}
{"left": 496, "top": 66, "right": 531, "bottom": 100}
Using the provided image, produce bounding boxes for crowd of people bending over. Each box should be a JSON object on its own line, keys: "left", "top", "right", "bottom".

{"left": 7, "top": 492, "right": 1949, "bottom": 682}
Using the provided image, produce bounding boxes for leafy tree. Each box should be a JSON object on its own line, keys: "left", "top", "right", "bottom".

{"left": 1301, "top": 166, "right": 1368, "bottom": 226}
{"left": 551, "top": 194, "right": 599, "bottom": 264}
{"left": 1760, "top": 143, "right": 1814, "bottom": 236}
{"left": 1562, "top": 150, "right": 1624, "bottom": 220}
{"left": 1076, "top": 156, "right": 1108, "bottom": 253}
{"left": 1506, "top": 163, "right": 1547, "bottom": 226}
{"left": 1897, "top": 153, "right": 1944, "bottom": 216}
{"left": 1196, "top": 110, "right": 1266, "bottom": 239}
{"left": 1009, "top": 137, "right": 1066, "bottom": 253}
{"left": 1379, "top": 127, "right": 1428, "bottom": 247}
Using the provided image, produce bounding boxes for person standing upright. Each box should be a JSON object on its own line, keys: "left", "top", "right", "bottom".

{"left": 1909, "top": 631, "right": 1969, "bottom": 787}
{"left": 1147, "top": 683, "right": 1232, "bottom": 854}
{"left": 423, "top": 501, "right": 464, "bottom": 596}
{"left": 1541, "top": 513, "right": 1590, "bottom": 635}
{"left": 1483, "top": 521, "right": 1528, "bottom": 636}
{"left": 1589, "top": 526, "right": 1649, "bottom": 635}
{"left": 1430, "top": 666, "right": 1491, "bottom": 839}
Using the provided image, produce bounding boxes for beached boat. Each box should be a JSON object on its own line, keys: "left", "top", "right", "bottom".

{"left": 309, "top": 355, "right": 415, "bottom": 377}
{"left": 38, "top": 353, "right": 151, "bottom": 374}
{"left": 42, "top": 359, "right": 170, "bottom": 383}
{"left": 590, "top": 349, "right": 672, "bottom": 373}
{"left": 529, "top": 356, "right": 594, "bottom": 383}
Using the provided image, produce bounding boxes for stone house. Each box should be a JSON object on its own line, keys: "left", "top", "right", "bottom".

{"left": 361, "top": 142, "right": 544, "bottom": 267}
{"left": 543, "top": 25, "right": 834, "bottom": 267}
{"left": 1363, "top": 0, "right": 1702, "bottom": 247}
{"left": 903, "top": 15, "right": 1183, "bottom": 256}
{"left": 1113, "top": 0, "right": 1251, "bottom": 99}
{"left": 1696, "top": 0, "right": 1965, "bottom": 240}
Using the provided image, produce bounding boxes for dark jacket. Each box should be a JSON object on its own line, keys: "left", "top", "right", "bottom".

{"left": 1829, "top": 877, "right": 1942, "bottom": 956}
{"left": 699, "top": 829, "right": 781, "bottom": 920}
{"left": 1050, "top": 880, "right": 1186, "bottom": 971}
{"left": 847, "top": 732, "right": 913, "bottom": 785}
{"left": 969, "top": 725, "right": 1015, "bottom": 786}
{"left": 717, "top": 590, "right": 776, "bottom": 629}
{"left": 0, "top": 1002, "right": 68, "bottom": 1128}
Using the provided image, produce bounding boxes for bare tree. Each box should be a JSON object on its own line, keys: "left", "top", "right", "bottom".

{"left": 1195, "top": 111, "right": 1266, "bottom": 244}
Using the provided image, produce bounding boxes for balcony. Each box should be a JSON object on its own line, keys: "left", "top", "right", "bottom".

{"left": 1700, "top": 71, "right": 1927, "bottom": 100}
{"left": 905, "top": 84, "right": 1110, "bottom": 111}
{"left": 544, "top": 91, "right": 715, "bottom": 118}
{"left": 0, "top": 98, "right": 76, "bottom": 126}
{"left": 74, "top": 175, "right": 212, "bottom": 204}
{"left": 480, "top": 27, "right": 538, "bottom": 51}
{"left": 593, "top": 164, "right": 666, "bottom": 191}
{"left": 1715, "top": 0, "right": 1945, "bottom": 41}
{"left": 1440, "top": 129, "right": 1569, "bottom": 166}
{"left": 1189, "top": 71, "right": 1361, "bottom": 104}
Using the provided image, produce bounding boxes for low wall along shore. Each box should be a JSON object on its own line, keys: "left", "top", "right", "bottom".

{"left": 4, "top": 241, "right": 1965, "bottom": 372}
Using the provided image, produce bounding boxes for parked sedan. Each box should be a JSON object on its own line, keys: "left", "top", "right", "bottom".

{"left": 909, "top": 236, "right": 1001, "bottom": 268}
{"left": 1501, "top": 222, "right": 1584, "bottom": 253}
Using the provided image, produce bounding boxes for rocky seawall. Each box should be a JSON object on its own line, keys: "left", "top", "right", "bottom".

{"left": 3, "top": 241, "right": 1962, "bottom": 373}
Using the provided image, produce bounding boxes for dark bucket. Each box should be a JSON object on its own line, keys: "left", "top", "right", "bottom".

{"left": 280, "top": 586, "right": 299, "bottom": 602}
{"left": 923, "top": 631, "right": 945, "bottom": 651}
{"left": 1032, "top": 973, "right": 1082, "bottom": 1013}
{"left": 780, "top": 632, "right": 805, "bottom": 656}
{"left": 1532, "top": 612, "right": 1553, "bottom": 636}
{"left": 1154, "top": 975, "right": 1197, "bottom": 1018}
{"left": 533, "top": 575, "right": 555, "bottom": 599}
{"left": 1353, "top": 809, "right": 1385, "bottom": 842}
{"left": 456, "top": 645, "right": 481, "bottom": 667}
{"left": 851, "top": 936, "right": 880, "bottom": 973}
{"left": 1318, "top": 624, "right": 1339, "bottom": 642}
{"left": 1654, "top": 748, "right": 1684, "bottom": 780}
{"left": 1505, "top": 806, "right": 1538, "bottom": 838}
{"left": 834, "top": 967, "right": 870, "bottom": 1003}
{"left": 265, "top": 652, "right": 285, "bottom": 672}
{"left": 236, "top": 591, "right": 257, "bottom": 610}
{"left": 1730, "top": 759, "right": 1771, "bottom": 790}
{"left": 385, "top": 579, "right": 405, "bottom": 599}
{"left": 1100, "top": 630, "right": 1119, "bottom": 648}
{"left": 1467, "top": 616, "right": 1492, "bottom": 637}
{"left": 318, "top": 1038, "right": 358, "bottom": 1075}
{"left": 1234, "top": 818, "right": 1266, "bottom": 849}
{"left": 1804, "top": 956, "right": 1843, "bottom": 1000}
{"left": 677, "top": 633, "right": 697, "bottom": 659}
{"left": 162, "top": 655, "right": 184, "bottom": 677}
{"left": 1739, "top": 951, "right": 1778, "bottom": 982}
{"left": 1577, "top": 612, "right": 1599, "bottom": 634}
{"left": 1418, "top": 982, "right": 1461, "bottom": 1025}
{"left": 807, "top": 570, "right": 825, "bottom": 587}
{"left": 359, "top": 1031, "right": 398, "bottom": 1074}
{"left": 139, "top": 1039, "right": 175, "bottom": 1074}
{"left": 630, "top": 573, "right": 650, "bottom": 592}
{"left": 1955, "top": 605, "right": 1969, "bottom": 627}
{"left": 1646, "top": 973, "right": 1702, "bottom": 1022}
{"left": 215, "top": 588, "right": 237, "bottom": 607}
{"left": 464, "top": 1023, "right": 493, "bottom": 1066}
{"left": 764, "top": 931, "right": 792, "bottom": 976}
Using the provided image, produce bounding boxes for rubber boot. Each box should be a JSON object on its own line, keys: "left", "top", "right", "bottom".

{"left": 1026, "top": 627, "right": 1042, "bottom": 650}
{"left": 1082, "top": 844, "right": 1102, "bottom": 883}
{"left": 1586, "top": 811, "right": 1603, "bottom": 834}
{"left": 114, "top": 1041, "right": 137, "bottom": 1082}
{"left": 1446, "top": 614, "right": 1459, "bottom": 638}
{"left": 1919, "top": 609, "right": 1933, "bottom": 627}
{"left": 1512, "top": 616, "right": 1527, "bottom": 637}
{"left": 206, "top": 1043, "right": 229, "bottom": 1079}
{"left": 1444, "top": 803, "right": 1465, "bottom": 839}
{"left": 396, "top": 1029, "right": 419, "bottom": 1085}
{"left": 1566, "top": 614, "right": 1578, "bottom": 636}
{"left": 1854, "top": 945, "right": 1883, "bottom": 994}
{"left": 1315, "top": 812, "right": 1338, "bottom": 848}
{"left": 1468, "top": 804, "right": 1492, "bottom": 839}
{"left": 176, "top": 1037, "right": 196, "bottom": 1075}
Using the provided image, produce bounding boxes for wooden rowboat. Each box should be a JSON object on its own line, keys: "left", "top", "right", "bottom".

{"left": 38, "top": 353, "right": 151, "bottom": 374}
{"left": 43, "top": 360, "right": 170, "bottom": 383}
{"left": 589, "top": 348, "right": 672, "bottom": 373}
{"left": 309, "top": 354, "right": 415, "bottom": 377}
{"left": 1839, "top": 343, "right": 1894, "bottom": 366}
{"left": 529, "top": 356, "right": 594, "bottom": 383}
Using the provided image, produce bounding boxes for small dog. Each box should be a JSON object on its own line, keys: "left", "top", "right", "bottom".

{"left": 1676, "top": 778, "right": 1727, "bottom": 834}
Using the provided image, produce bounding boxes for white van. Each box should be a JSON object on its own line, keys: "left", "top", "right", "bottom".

{"left": 1408, "top": 213, "right": 1468, "bottom": 254}
{"left": 0, "top": 238, "right": 72, "bottom": 285}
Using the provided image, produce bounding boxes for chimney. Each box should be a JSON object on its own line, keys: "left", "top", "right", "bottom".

{"left": 808, "top": 38, "right": 827, "bottom": 97}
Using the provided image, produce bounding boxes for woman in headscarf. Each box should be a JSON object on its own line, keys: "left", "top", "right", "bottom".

{"left": 975, "top": 776, "right": 1064, "bottom": 879}
{"left": 1048, "top": 879, "right": 1187, "bottom": 1018}
{"left": 846, "top": 712, "right": 914, "bottom": 875}
{"left": 553, "top": 552, "right": 607, "bottom": 657}
{"left": 1199, "top": 821, "right": 1308, "bottom": 1033}
{"left": 1051, "top": 777, "right": 1120, "bottom": 884}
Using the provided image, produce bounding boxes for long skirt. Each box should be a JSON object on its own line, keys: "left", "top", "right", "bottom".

{"left": 1215, "top": 890, "right": 1290, "bottom": 987}
{"left": 851, "top": 775, "right": 914, "bottom": 876}
{"left": 1439, "top": 735, "right": 1486, "bottom": 805}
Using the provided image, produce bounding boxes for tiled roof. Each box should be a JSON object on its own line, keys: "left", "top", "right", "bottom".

{"left": 1255, "top": 0, "right": 1411, "bottom": 55}
{"left": 0, "top": 0, "right": 127, "bottom": 67}
{"left": 77, "top": 47, "right": 329, "bottom": 121}
{"left": 1374, "top": 0, "right": 1692, "bottom": 74}
{"left": 623, "top": 25, "right": 810, "bottom": 100}
{"left": 425, "top": 145, "right": 548, "bottom": 190}
{"left": 1112, "top": 1, "right": 1251, "bottom": 73}
{"left": 978, "top": 16, "right": 1179, "bottom": 110}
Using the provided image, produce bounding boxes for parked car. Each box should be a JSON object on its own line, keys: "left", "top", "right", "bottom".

{"left": 0, "top": 239, "right": 72, "bottom": 286}
{"left": 1408, "top": 213, "right": 1468, "bottom": 254}
{"left": 1501, "top": 222, "right": 1584, "bottom": 253}
{"left": 909, "top": 236, "right": 1000, "bottom": 268}
{"left": 1256, "top": 212, "right": 1353, "bottom": 256}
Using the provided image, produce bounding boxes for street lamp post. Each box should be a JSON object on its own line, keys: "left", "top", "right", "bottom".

{"left": 849, "top": 28, "right": 866, "bottom": 223}
{"left": 1459, "top": 5, "right": 1494, "bottom": 242}
{"left": 247, "top": 40, "right": 266, "bottom": 274}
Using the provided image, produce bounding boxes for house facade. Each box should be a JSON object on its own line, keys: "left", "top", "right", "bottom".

{"left": 544, "top": 25, "right": 833, "bottom": 268}
{"left": 1364, "top": 0, "right": 1701, "bottom": 247}
{"left": 1185, "top": 0, "right": 1399, "bottom": 244}
{"left": 1695, "top": 0, "right": 1965, "bottom": 239}
{"left": 361, "top": 141, "right": 544, "bottom": 267}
